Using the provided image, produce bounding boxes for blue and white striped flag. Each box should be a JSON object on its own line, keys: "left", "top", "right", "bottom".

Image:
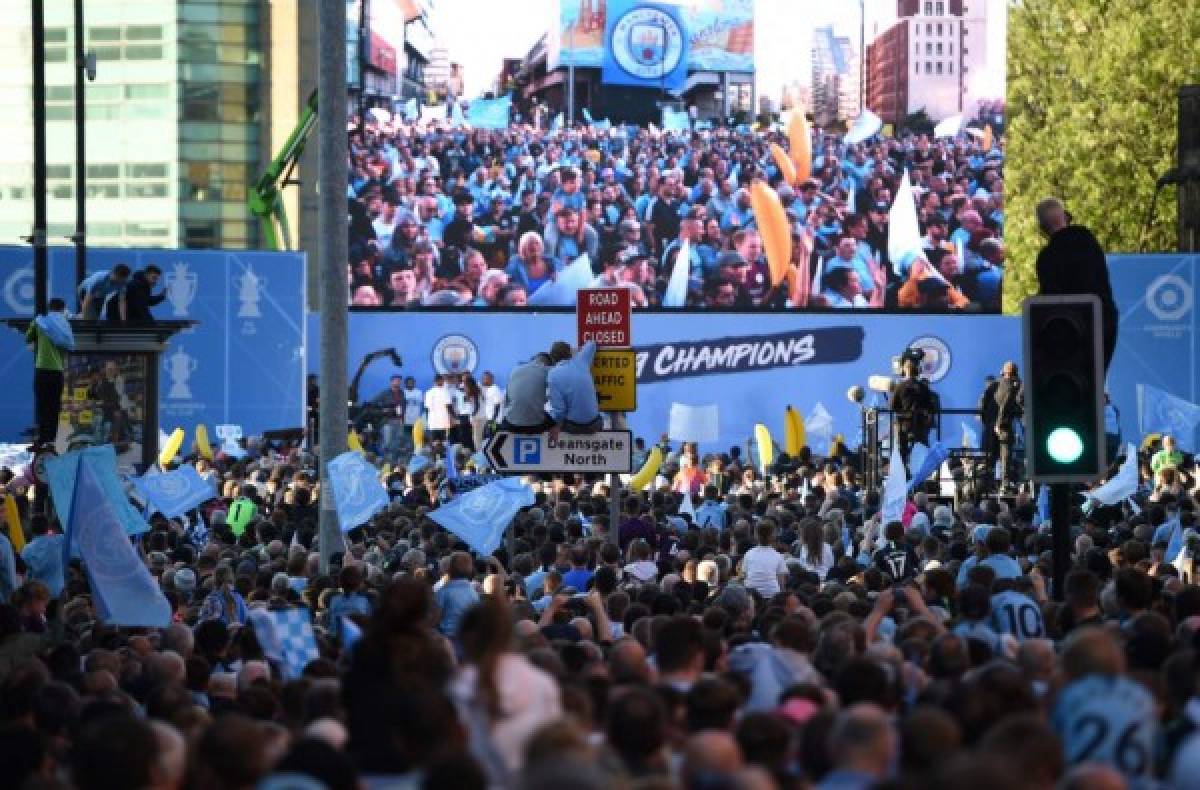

{"left": 248, "top": 607, "right": 320, "bottom": 680}
{"left": 327, "top": 451, "right": 389, "bottom": 532}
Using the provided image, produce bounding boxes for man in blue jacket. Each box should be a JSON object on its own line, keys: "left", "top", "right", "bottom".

{"left": 547, "top": 340, "right": 602, "bottom": 436}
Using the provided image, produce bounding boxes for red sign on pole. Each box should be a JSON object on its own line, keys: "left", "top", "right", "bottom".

{"left": 577, "top": 287, "right": 632, "bottom": 347}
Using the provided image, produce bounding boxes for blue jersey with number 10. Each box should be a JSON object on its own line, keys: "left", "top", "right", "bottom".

{"left": 1052, "top": 675, "right": 1156, "bottom": 781}
{"left": 990, "top": 591, "right": 1045, "bottom": 641}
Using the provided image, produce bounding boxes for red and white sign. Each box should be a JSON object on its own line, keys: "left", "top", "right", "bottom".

{"left": 577, "top": 287, "right": 632, "bottom": 347}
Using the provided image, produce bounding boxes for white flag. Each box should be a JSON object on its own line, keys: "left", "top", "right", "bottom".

{"left": 662, "top": 238, "right": 691, "bottom": 308}
{"left": 933, "top": 114, "right": 963, "bottom": 139}
{"left": 668, "top": 402, "right": 719, "bottom": 443}
{"left": 844, "top": 109, "right": 883, "bottom": 145}
{"left": 888, "top": 170, "right": 923, "bottom": 271}
{"left": 806, "top": 403, "right": 835, "bottom": 455}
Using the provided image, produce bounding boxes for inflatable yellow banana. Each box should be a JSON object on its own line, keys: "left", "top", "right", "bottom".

{"left": 749, "top": 180, "right": 793, "bottom": 287}
{"left": 788, "top": 111, "right": 812, "bottom": 183}
{"left": 769, "top": 142, "right": 797, "bottom": 186}
{"left": 3, "top": 495, "right": 23, "bottom": 553}
{"left": 628, "top": 446, "right": 663, "bottom": 492}
{"left": 159, "top": 427, "right": 184, "bottom": 468}
{"left": 195, "top": 424, "right": 214, "bottom": 460}
{"left": 412, "top": 417, "right": 426, "bottom": 450}
{"left": 754, "top": 423, "right": 774, "bottom": 473}
{"left": 784, "top": 407, "right": 801, "bottom": 457}
{"left": 348, "top": 431, "right": 364, "bottom": 453}
{"left": 788, "top": 406, "right": 807, "bottom": 453}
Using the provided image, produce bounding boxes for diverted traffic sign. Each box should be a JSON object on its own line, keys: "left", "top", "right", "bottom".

{"left": 591, "top": 349, "right": 637, "bottom": 411}
{"left": 577, "top": 287, "right": 632, "bottom": 347}
{"left": 485, "top": 430, "right": 633, "bottom": 474}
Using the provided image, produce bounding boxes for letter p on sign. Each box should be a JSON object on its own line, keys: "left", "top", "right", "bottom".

{"left": 515, "top": 437, "right": 541, "bottom": 464}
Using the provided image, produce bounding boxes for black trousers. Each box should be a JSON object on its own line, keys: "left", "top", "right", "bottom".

{"left": 33, "top": 369, "right": 64, "bottom": 445}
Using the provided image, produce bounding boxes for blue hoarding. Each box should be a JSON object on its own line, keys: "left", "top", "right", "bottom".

{"left": 0, "top": 246, "right": 306, "bottom": 443}
{"left": 1106, "top": 254, "right": 1199, "bottom": 450}
{"left": 317, "top": 310, "right": 1022, "bottom": 453}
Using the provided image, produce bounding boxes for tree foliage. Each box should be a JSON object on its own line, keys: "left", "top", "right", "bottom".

{"left": 1004, "top": 0, "right": 1200, "bottom": 312}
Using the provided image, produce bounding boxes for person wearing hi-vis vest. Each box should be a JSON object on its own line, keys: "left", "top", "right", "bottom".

{"left": 25, "top": 297, "right": 75, "bottom": 451}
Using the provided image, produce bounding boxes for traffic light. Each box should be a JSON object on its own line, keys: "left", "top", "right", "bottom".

{"left": 1023, "top": 295, "right": 1106, "bottom": 482}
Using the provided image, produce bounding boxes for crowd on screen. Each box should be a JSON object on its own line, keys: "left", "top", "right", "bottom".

{"left": 4, "top": 400, "right": 1200, "bottom": 788}
{"left": 345, "top": 106, "right": 1006, "bottom": 311}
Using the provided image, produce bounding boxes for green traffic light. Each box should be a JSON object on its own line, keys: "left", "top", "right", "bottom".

{"left": 1046, "top": 427, "right": 1084, "bottom": 464}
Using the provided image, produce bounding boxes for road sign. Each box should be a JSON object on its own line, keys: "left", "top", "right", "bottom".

{"left": 591, "top": 349, "right": 637, "bottom": 411}
{"left": 484, "top": 430, "right": 633, "bottom": 474}
{"left": 577, "top": 287, "right": 632, "bottom": 347}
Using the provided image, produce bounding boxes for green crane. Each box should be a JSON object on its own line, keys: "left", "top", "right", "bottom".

{"left": 248, "top": 90, "right": 318, "bottom": 250}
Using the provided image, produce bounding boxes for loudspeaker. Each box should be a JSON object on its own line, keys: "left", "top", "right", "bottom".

{"left": 1179, "top": 85, "right": 1200, "bottom": 252}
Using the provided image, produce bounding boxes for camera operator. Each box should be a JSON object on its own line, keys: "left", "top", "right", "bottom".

{"left": 890, "top": 349, "right": 938, "bottom": 465}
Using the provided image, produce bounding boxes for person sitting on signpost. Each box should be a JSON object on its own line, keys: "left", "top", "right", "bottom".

{"left": 546, "top": 340, "right": 601, "bottom": 437}
{"left": 500, "top": 352, "right": 555, "bottom": 435}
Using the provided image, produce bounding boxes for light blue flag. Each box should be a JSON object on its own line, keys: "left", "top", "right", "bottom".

{"left": 1138, "top": 383, "right": 1200, "bottom": 452}
{"left": 451, "top": 100, "right": 466, "bottom": 127}
{"left": 327, "top": 451, "right": 390, "bottom": 533}
{"left": 34, "top": 313, "right": 75, "bottom": 350}
{"left": 527, "top": 253, "right": 594, "bottom": 306}
{"left": 132, "top": 465, "right": 216, "bottom": 519}
{"left": 248, "top": 607, "right": 320, "bottom": 680}
{"left": 45, "top": 446, "right": 149, "bottom": 558}
{"left": 550, "top": 112, "right": 563, "bottom": 132}
{"left": 1035, "top": 485, "right": 1050, "bottom": 527}
{"left": 662, "top": 107, "right": 691, "bottom": 132}
{"left": 908, "top": 441, "right": 950, "bottom": 492}
{"left": 408, "top": 454, "right": 431, "bottom": 475}
{"left": 593, "top": 118, "right": 612, "bottom": 132}
{"left": 467, "top": 95, "right": 511, "bottom": 130}
{"left": 429, "top": 478, "right": 534, "bottom": 556}
{"left": 64, "top": 450, "right": 171, "bottom": 627}
{"left": 582, "top": 107, "right": 593, "bottom": 124}
{"left": 1083, "top": 443, "right": 1139, "bottom": 513}
{"left": 404, "top": 97, "right": 419, "bottom": 121}
{"left": 844, "top": 109, "right": 883, "bottom": 145}
{"left": 444, "top": 444, "right": 460, "bottom": 482}
{"left": 882, "top": 447, "right": 908, "bottom": 524}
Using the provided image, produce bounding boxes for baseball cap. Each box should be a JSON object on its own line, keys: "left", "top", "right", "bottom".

{"left": 716, "top": 251, "right": 749, "bottom": 268}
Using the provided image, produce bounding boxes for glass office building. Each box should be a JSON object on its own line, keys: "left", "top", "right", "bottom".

{"left": 0, "top": 0, "right": 264, "bottom": 250}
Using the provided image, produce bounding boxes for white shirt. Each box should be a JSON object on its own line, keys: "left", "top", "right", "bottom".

{"left": 741, "top": 546, "right": 788, "bottom": 598}
{"left": 403, "top": 387, "right": 423, "bottom": 425}
{"left": 424, "top": 386, "right": 453, "bottom": 431}
{"left": 798, "top": 544, "right": 836, "bottom": 580}
{"left": 482, "top": 384, "right": 505, "bottom": 421}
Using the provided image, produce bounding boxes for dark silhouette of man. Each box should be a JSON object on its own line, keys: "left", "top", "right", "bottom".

{"left": 1034, "top": 198, "right": 1118, "bottom": 371}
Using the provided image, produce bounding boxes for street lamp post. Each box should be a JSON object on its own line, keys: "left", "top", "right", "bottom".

{"left": 31, "top": 0, "right": 48, "bottom": 316}
{"left": 72, "top": 0, "right": 95, "bottom": 304}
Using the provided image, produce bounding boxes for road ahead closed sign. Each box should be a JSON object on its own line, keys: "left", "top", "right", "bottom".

{"left": 577, "top": 287, "right": 631, "bottom": 347}
{"left": 484, "top": 430, "right": 633, "bottom": 474}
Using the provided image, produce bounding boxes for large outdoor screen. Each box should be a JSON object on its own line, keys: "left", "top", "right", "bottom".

{"left": 347, "top": 0, "right": 1007, "bottom": 313}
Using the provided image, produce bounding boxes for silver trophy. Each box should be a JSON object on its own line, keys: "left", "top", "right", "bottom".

{"left": 236, "top": 266, "right": 267, "bottom": 319}
{"left": 164, "top": 262, "right": 198, "bottom": 317}
{"left": 165, "top": 347, "right": 198, "bottom": 400}
{"left": 214, "top": 424, "right": 243, "bottom": 456}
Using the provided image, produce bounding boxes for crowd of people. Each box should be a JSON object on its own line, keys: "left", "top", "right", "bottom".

{"left": 3, "top": 397, "right": 1200, "bottom": 789}
{"left": 346, "top": 106, "right": 1006, "bottom": 311}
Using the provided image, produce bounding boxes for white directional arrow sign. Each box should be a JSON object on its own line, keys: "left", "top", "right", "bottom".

{"left": 484, "top": 430, "right": 633, "bottom": 474}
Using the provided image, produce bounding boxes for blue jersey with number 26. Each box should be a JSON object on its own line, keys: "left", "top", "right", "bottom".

{"left": 990, "top": 591, "right": 1045, "bottom": 641}
{"left": 1052, "top": 675, "right": 1156, "bottom": 782}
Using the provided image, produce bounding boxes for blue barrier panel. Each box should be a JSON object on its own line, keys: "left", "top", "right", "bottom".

{"left": 1107, "top": 254, "right": 1199, "bottom": 449}
{"left": 0, "top": 246, "right": 306, "bottom": 442}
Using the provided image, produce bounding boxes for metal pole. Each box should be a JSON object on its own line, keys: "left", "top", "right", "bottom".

{"left": 318, "top": 0, "right": 349, "bottom": 573}
{"left": 31, "top": 0, "right": 48, "bottom": 316}
{"left": 1050, "top": 483, "right": 1071, "bottom": 601}
{"left": 72, "top": 0, "right": 87, "bottom": 303}
{"left": 567, "top": 22, "right": 575, "bottom": 123}
{"left": 608, "top": 412, "right": 626, "bottom": 546}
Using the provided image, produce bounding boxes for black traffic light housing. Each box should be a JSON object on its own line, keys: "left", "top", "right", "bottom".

{"left": 1022, "top": 295, "right": 1105, "bottom": 482}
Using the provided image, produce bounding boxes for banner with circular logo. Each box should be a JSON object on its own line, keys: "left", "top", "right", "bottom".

{"left": 602, "top": 0, "right": 690, "bottom": 90}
